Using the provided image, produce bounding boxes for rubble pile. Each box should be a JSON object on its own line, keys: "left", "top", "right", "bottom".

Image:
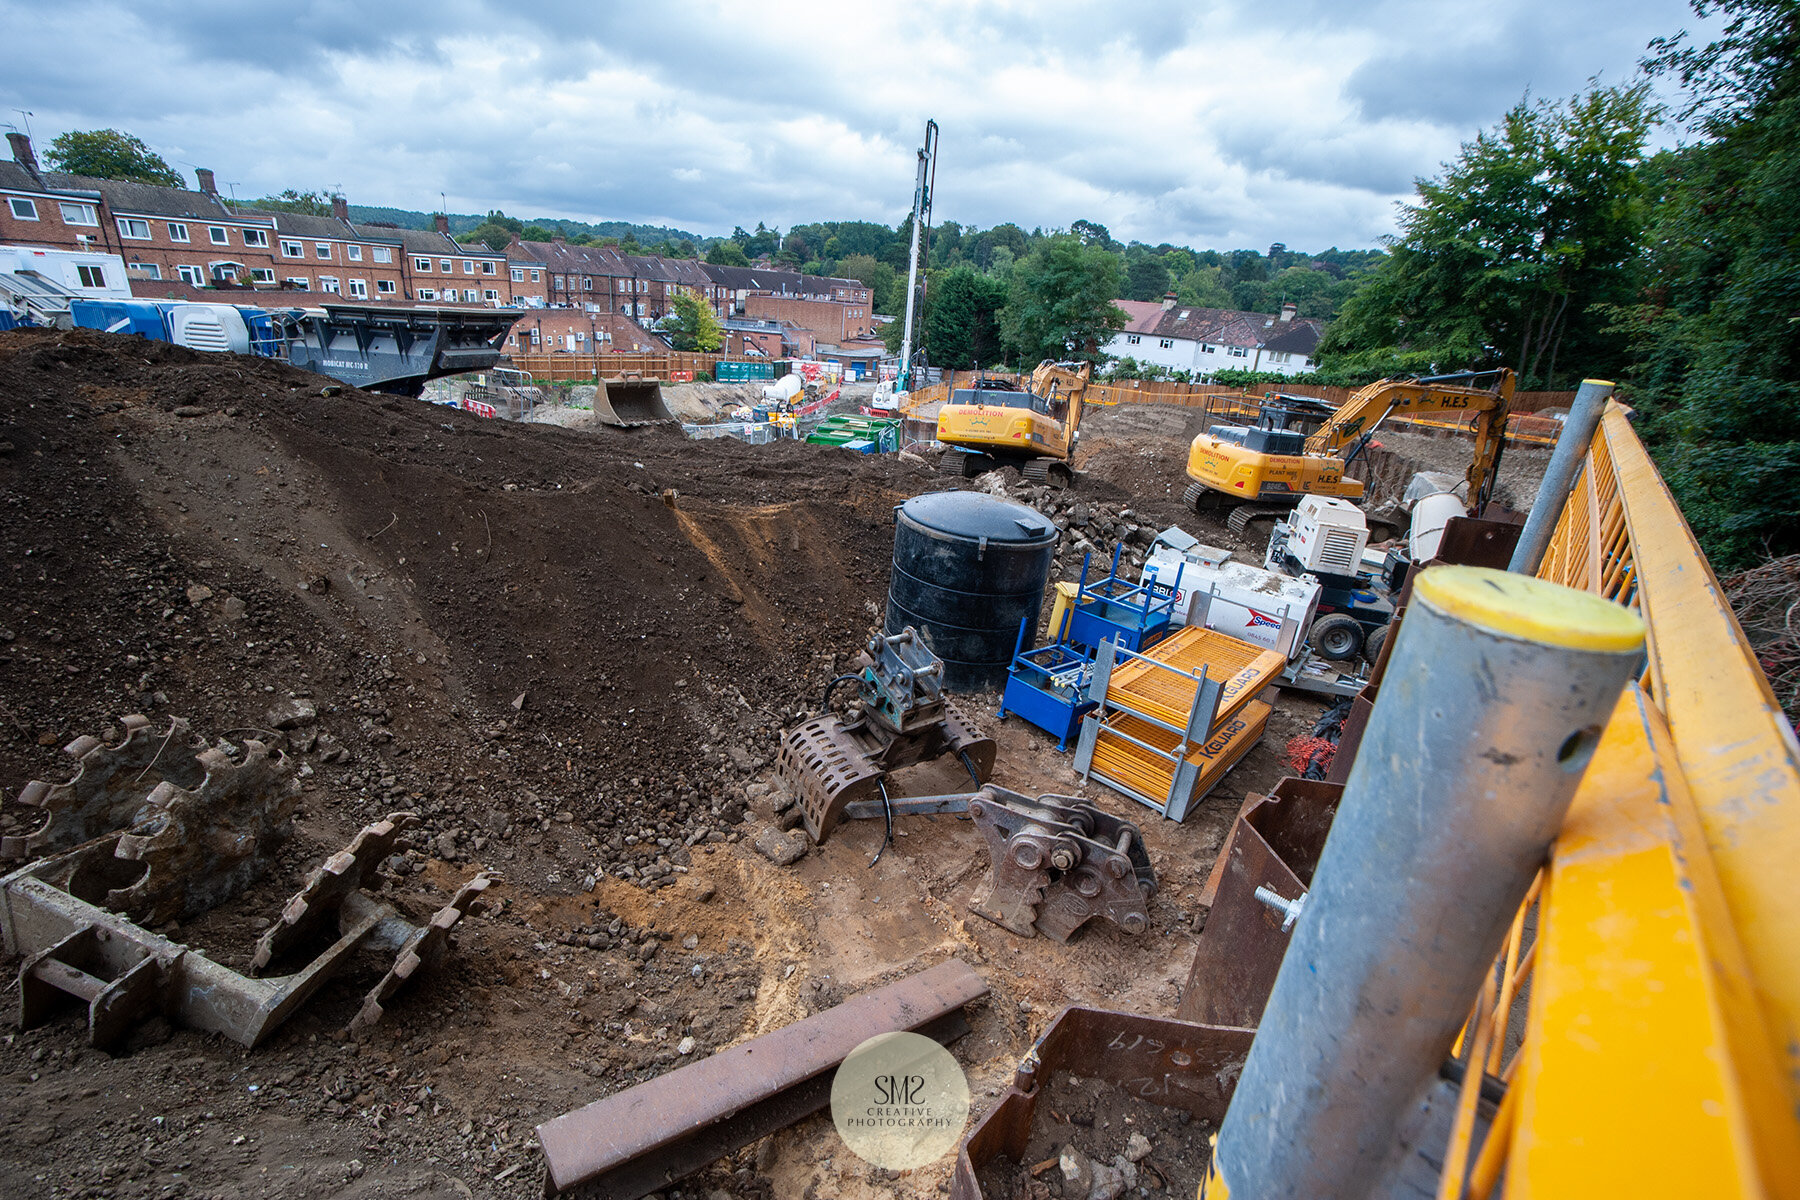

{"left": 974, "top": 471, "right": 1165, "bottom": 581}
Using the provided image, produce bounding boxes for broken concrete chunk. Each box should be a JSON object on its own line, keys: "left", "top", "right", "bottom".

{"left": 265, "top": 698, "right": 318, "bottom": 731}
{"left": 752, "top": 825, "right": 807, "bottom": 867}
{"left": 185, "top": 584, "right": 214, "bottom": 605}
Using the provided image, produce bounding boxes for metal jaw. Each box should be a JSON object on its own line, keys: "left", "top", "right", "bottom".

{"left": 965, "top": 786, "right": 1156, "bottom": 942}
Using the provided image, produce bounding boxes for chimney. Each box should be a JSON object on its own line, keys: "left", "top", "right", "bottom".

{"left": 331, "top": 193, "right": 348, "bottom": 221}
{"left": 196, "top": 168, "right": 217, "bottom": 196}
{"left": 6, "top": 132, "right": 38, "bottom": 180}
{"left": 553, "top": 234, "right": 566, "bottom": 246}
{"left": 1161, "top": 290, "right": 1177, "bottom": 312}
{"left": 1280, "top": 302, "right": 1297, "bottom": 323}
{"left": 434, "top": 213, "right": 450, "bottom": 235}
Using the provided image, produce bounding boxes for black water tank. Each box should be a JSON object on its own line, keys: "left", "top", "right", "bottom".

{"left": 886, "top": 491, "right": 1059, "bottom": 692}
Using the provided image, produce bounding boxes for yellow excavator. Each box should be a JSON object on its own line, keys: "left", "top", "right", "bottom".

{"left": 937, "top": 360, "right": 1095, "bottom": 488}
{"left": 1183, "top": 368, "right": 1515, "bottom": 535}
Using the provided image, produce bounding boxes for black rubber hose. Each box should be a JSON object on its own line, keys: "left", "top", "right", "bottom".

{"left": 819, "top": 673, "right": 861, "bottom": 718}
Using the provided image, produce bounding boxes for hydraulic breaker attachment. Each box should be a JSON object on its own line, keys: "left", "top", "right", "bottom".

{"left": 966, "top": 786, "right": 1156, "bottom": 942}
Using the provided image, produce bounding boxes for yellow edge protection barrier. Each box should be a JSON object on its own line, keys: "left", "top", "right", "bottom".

{"left": 1593, "top": 407, "right": 1800, "bottom": 1105}
{"left": 1508, "top": 685, "right": 1800, "bottom": 1196}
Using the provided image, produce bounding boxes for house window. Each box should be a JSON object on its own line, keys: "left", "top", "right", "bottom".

{"left": 242, "top": 229, "right": 269, "bottom": 247}
{"left": 178, "top": 264, "right": 204, "bottom": 285}
{"left": 168, "top": 222, "right": 189, "bottom": 242}
{"left": 1229, "top": 346, "right": 1248, "bottom": 358}
{"left": 583, "top": 276, "right": 593, "bottom": 291}
{"left": 618, "top": 279, "right": 628, "bottom": 292}
{"left": 373, "top": 247, "right": 391, "bottom": 263}
{"left": 281, "top": 240, "right": 303, "bottom": 257}
{"left": 1125, "top": 335, "right": 1141, "bottom": 346}
{"left": 439, "top": 258, "right": 452, "bottom": 272}
{"left": 553, "top": 275, "right": 565, "bottom": 290}
{"left": 117, "top": 217, "right": 152, "bottom": 239}
{"left": 1202, "top": 344, "right": 1216, "bottom": 354}
{"left": 251, "top": 268, "right": 275, "bottom": 283}
{"left": 461, "top": 260, "right": 475, "bottom": 274}
{"left": 318, "top": 275, "right": 340, "bottom": 294}
{"left": 347, "top": 245, "right": 362, "bottom": 261}
{"left": 483, "top": 289, "right": 498, "bottom": 301}
{"left": 315, "top": 243, "right": 332, "bottom": 260}
{"left": 481, "top": 260, "right": 495, "bottom": 275}
{"left": 9, "top": 197, "right": 39, "bottom": 219}
{"left": 286, "top": 277, "right": 309, "bottom": 288}
{"left": 347, "top": 278, "right": 367, "bottom": 298}
{"left": 529, "top": 328, "right": 540, "bottom": 344}
{"left": 59, "top": 202, "right": 99, "bottom": 226}
{"left": 1158, "top": 338, "right": 1173, "bottom": 349}
{"left": 208, "top": 226, "right": 229, "bottom": 244}
{"left": 462, "top": 288, "right": 479, "bottom": 302}
{"left": 76, "top": 264, "right": 107, "bottom": 287}
{"left": 414, "top": 257, "right": 432, "bottom": 272}
{"left": 510, "top": 268, "right": 524, "bottom": 282}
{"left": 376, "top": 279, "right": 396, "bottom": 294}
{"left": 416, "top": 288, "right": 437, "bottom": 301}
{"left": 127, "top": 262, "right": 161, "bottom": 279}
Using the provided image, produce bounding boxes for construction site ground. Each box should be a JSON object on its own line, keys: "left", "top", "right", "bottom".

{"left": 0, "top": 330, "right": 1549, "bottom": 1200}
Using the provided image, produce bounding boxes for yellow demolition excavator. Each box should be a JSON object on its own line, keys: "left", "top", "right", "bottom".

{"left": 1183, "top": 368, "right": 1515, "bottom": 535}
{"left": 936, "top": 360, "right": 1095, "bottom": 489}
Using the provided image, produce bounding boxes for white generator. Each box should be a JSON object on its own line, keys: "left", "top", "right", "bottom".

{"left": 1277, "top": 495, "right": 1369, "bottom": 577}
{"left": 1142, "top": 548, "right": 1321, "bottom": 660}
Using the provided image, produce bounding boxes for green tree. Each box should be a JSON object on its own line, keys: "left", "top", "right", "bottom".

{"left": 1001, "top": 234, "right": 1127, "bottom": 363}
{"left": 45, "top": 129, "right": 184, "bottom": 187}
{"left": 707, "top": 240, "right": 749, "bottom": 267}
{"left": 664, "top": 289, "right": 723, "bottom": 352}
{"left": 1621, "top": 0, "right": 1800, "bottom": 567}
{"left": 249, "top": 189, "right": 333, "bottom": 216}
{"left": 520, "top": 224, "right": 555, "bottom": 243}
{"left": 839, "top": 253, "right": 900, "bottom": 314}
{"left": 1321, "top": 81, "right": 1659, "bottom": 389}
{"left": 1125, "top": 255, "right": 1172, "bottom": 302}
{"left": 1175, "top": 265, "right": 1233, "bottom": 308}
{"left": 923, "top": 267, "right": 1010, "bottom": 367}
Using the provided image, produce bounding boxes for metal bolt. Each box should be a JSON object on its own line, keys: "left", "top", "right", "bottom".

{"left": 1253, "top": 885, "right": 1306, "bottom": 933}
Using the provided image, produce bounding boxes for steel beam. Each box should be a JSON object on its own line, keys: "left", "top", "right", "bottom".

{"left": 537, "top": 958, "right": 988, "bottom": 1199}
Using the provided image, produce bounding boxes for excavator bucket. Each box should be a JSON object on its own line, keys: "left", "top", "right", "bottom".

{"left": 591, "top": 375, "right": 675, "bottom": 427}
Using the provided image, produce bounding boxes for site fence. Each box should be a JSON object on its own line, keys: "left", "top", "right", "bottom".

{"left": 511, "top": 352, "right": 726, "bottom": 381}
{"left": 901, "top": 376, "right": 1566, "bottom": 447}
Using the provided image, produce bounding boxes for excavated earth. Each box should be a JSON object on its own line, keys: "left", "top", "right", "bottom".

{"left": 0, "top": 330, "right": 1546, "bottom": 1200}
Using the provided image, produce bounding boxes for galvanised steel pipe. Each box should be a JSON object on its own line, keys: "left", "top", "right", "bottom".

{"left": 1508, "top": 378, "right": 1615, "bottom": 575}
{"left": 1208, "top": 565, "right": 1644, "bottom": 1200}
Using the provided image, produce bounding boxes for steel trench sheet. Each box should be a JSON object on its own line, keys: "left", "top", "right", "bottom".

{"left": 536, "top": 958, "right": 989, "bottom": 1198}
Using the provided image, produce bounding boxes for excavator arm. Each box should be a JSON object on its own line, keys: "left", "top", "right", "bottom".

{"left": 1305, "top": 368, "right": 1515, "bottom": 508}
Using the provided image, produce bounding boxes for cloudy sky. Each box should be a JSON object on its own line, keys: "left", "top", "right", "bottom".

{"left": 2, "top": 0, "right": 1711, "bottom": 252}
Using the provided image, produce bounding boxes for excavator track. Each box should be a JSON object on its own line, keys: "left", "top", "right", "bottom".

{"left": 1021, "top": 459, "right": 1077, "bottom": 489}
{"left": 1227, "top": 504, "right": 1296, "bottom": 538}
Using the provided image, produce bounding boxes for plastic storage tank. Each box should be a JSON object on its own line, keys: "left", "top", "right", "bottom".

{"left": 886, "top": 491, "right": 1059, "bottom": 691}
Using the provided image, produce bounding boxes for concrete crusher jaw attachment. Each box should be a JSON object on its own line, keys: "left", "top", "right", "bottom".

{"left": 776, "top": 627, "right": 996, "bottom": 844}
{"left": 965, "top": 786, "right": 1156, "bottom": 942}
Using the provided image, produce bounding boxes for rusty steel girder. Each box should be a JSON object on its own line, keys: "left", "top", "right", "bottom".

{"left": 537, "top": 959, "right": 989, "bottom": 1199}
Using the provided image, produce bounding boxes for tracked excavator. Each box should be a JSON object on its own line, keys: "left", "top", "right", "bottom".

{"left": 1182, "top": 368, "right": 1515, "bottom": 536}
{"left": 936, "top": 359, "right": 1096, "bottom": 489}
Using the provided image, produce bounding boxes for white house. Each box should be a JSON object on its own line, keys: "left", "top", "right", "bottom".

{"left": 1105, "top": 294, "right": 1325, "bottom": 378}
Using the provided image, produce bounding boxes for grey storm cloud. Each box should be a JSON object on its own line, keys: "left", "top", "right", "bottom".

{"left": 0, "top": 0, "right": 1711, "bottom": 251}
